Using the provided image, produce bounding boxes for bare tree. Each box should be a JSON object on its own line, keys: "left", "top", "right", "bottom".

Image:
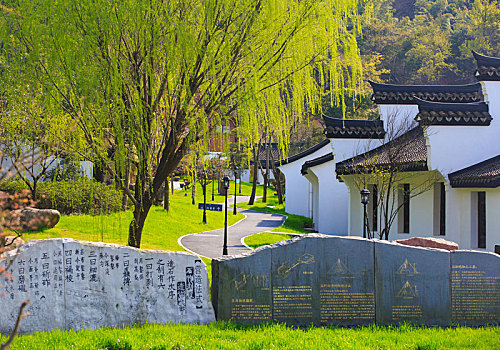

{"left": 339, "top": 113, "right": 441, "bottom": 240}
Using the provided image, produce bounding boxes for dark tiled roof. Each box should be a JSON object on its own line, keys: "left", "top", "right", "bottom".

{"left": 301, "top": 153, "right": 334, "bottom": 175}
{"left": 277, "top": 139, "right": 330, "bottom": 166}
{"left": 336, "top": 127, "right": 428, "bottom": 176}
{"left": 473, "top": 51, "right": 500, "bottom": 81}
{"left": 414, "top": 98, "right": 492, "bottom": 126}
{"left": 449, "top": 155, "right": 500, "bottom": 188}
{"left": 257, "top": 143, "right": 279, "bottom": 162}
{"left": 323, "top": 115, "right": 385, "bottom": 139}
{"left": 369, "top": 80, "right": 484, "bottom": 104}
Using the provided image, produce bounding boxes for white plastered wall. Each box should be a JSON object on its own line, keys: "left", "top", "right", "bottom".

{"left": 425, "top": 81, "right": 500, "bottom": 175}
{"left": 303, "top": 172, "right": 319, "bottom": 229}
{"left": 450, "top": 187, "right": 500, "bottom": 252}
{"left": 278, "top": 142, "right": 333, "bottom": 217}
{"left": 307, "top": 160, "right": 348, "bottom": 235}
{"left": 343, "top": 172, "right": 439, "bottom": 240}
{"left": 304, "top": 138, "right": 376, "bottom": 235}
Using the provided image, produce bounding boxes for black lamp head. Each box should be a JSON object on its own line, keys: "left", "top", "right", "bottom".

{"left": 360, "top": 189, "right": 370, "bottom": 205}
{"left": 222, "top": 176, "right": 230, "bottom": 190}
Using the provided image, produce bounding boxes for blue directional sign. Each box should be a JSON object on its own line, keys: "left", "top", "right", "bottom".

{"left": 198, "top": 203, "right": 223, "bottom": 212}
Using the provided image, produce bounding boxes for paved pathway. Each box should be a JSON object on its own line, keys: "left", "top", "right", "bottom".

{"left": 180, "top": 195, "right": 286, "bottom": 259}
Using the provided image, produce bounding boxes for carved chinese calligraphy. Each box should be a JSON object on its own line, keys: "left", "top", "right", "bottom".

{"left": 0, "top": 239, "right": 215, "bottom": 333}
{"left": 213, "top": 234, "right": 500, "bottom": 327}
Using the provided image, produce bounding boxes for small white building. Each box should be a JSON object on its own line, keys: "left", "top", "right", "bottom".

{"left": 336, "top": 51, "right": 500, "bottom": 252}
{"left": 278, "top": 139, "right": 332, "bottom": 218}
{"left": 300, "top": 116, "right": 385, "bottom": 234}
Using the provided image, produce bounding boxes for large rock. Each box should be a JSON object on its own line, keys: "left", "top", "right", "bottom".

{"left": 0, "top": 239, "right": 215, "bottom": 333}
{"left": 5, "top": 208, "right": 60, "bottom": 232}
{"left": 375, "top": 241, "right": 451, "bottom": 326}
{"left": 395, "top": 237, "right": 458, "bottom": 251}
{"left": 3, "top": 236, "right": 25, "bottom": 248}
{"left": 451, "top": 250, "right": 500, "bottom": 326}
{"left": 213, "top": 234, "right": 376, "bottom": 327}
{"left": 213, "top": 234, "right": 500, "bottom": 327}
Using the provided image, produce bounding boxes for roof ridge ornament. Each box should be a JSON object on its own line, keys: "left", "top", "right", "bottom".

{"left": 368, "top": 80, "right": 484, "bottom": 105}
{"left": 472, "top": 51, "right": 500, "bottom": 81}
{"left": 414, "top": 97, "right": 492, "bottom": 126}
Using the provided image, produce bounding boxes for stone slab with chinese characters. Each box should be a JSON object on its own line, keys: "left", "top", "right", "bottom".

{"left": 375, "top": 241, "right": 451, "bottom": 326}
{"left": 451, "top": 250, "right": 500, "bottom": 326}
{"left": 213, "top": 234, "right": 376, "bottom": 327}
{"left": 213, "top": 234, "right": 500, "bottom": 327}
{"left": 0, "top": 239, "right": 214, "bottom": 333}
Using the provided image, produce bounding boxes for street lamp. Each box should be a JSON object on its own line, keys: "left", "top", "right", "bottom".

{"left": 238, "top": 166, "right": 242, "bottom": 194}
{"left": 233, "top": 166, "right": 239, "bottom": 215}
{"left": 211, "top": 166, "right": 215, "bottom": 201}
{"left": 202, "top": 171, "right": 207, "bottom": 224}
{"left": 222, "top": 176, "right": 230, "bottom": 255}
{"left": 360, "top": 189, "right": 370, "bottom": 239}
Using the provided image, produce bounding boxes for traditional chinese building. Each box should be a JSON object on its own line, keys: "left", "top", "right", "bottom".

{"left": 280, "top": 51, "right": 499, "bottom": 252}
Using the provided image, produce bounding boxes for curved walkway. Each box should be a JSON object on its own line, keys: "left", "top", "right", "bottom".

{"left": 179, "top": 196, "right": 286, "bottom": 259}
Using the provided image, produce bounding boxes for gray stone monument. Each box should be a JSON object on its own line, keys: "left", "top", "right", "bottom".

{"left": 212, "top": 245, "right": 272, "bottom": 323}
{"left": 451, "top": 250, "right": 500, "bottom": 326}
{"left": 374, "top": 241, "right": 451, "bottom": 326}
{"left": 212, "top": 235, "right": 499, "bottom": 327}
{"left": 0, "top": 239, "right": 215, "bottom": 333}
{"left": 213, "top": 234, "right": 376, "bottom": 327}
{"left": 317, "top": 236, "right": 375, "bottom": 327}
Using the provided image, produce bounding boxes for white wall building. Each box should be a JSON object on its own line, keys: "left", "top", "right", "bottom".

{"left": 300, "top": 116, "right": 385, "bottom": 234}
{"left": 336, "top": 51, "right": 500, "bottom": 252}
{"left": 278, "top": 140, "right": 332, "bottom": 218}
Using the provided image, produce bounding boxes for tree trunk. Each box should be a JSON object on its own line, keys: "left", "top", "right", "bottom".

{"left": 164, "top": 177, "right": 170, "bottom": 212}
{"left": 248, "top": 143, "right": 262, "bottom": 205}
{"left": 128, "top": 200, "right": 152, "bottom": 248}
{"left": 272, "top": 167, "right": 283, "bottom": 205}
{"left": 93, "top": 163, "right": 105, "bottom": 183}
{"left": 30, "top": 180, "right": 38, "bottom": 201}
{"left": 191, "top": 170, "right": 196, "bottom": 205}
{"left": 262, "top": 136, "right": 271, "bottom": 203}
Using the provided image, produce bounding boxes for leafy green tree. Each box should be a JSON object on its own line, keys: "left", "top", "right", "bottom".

{"left": 2, "top": 0, "right": 364, "bottom": 247}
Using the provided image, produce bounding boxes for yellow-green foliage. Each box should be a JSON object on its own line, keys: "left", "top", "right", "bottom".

{"left": 2, "top": 323, "right": 498, "bottom": 349}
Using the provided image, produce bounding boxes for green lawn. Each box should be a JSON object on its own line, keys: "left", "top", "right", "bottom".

{"left": 244, "top": 231, "right": 298, "bottom": 248}
{"left": 237, "top": 194, "right": 312, "bottom": 234}
{"left": 21, "top": 185, "right": 244, "bottom": 251}
{"left": 17, "top": 183, "right": 247, "bottom": 278}
{"left": 3, "top": 322, "right": 498, "bottom": 349}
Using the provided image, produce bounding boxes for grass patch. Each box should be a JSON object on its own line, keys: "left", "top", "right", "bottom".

{"left": 237, "top": 195, "right": 312, "bottom": 234}
{"left": 3, "top": 322, "right": 498, "bottom": 349}
{"left": 16, "top": 183, "right": 247, "bottom": 280}
{"left": 244, "top": 231, "right": 298, "bottom": 248}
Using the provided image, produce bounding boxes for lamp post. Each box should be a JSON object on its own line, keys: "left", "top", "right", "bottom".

{"left": 233, "top": 166, "right": 239, "bottom": 215}
{"left": 222, "top": 176, "right": 230, "bottom": 255}
{"left": 202, "top": 171, "right": 207, "bottom": 224}
{"left": 211, "top": 166, "right": 215, "bottom": 201}
{"left": 238, "top": 166, "right": 242, "bottom": 194}
{"left": 360, "top": 189, "right": 370, "bottom": 239}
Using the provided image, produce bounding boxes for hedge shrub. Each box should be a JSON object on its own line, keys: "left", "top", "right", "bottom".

{"left": 0, "top": 179, "right": 122, "bottom": 215}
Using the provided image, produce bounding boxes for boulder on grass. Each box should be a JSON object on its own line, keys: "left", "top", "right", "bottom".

{"left": 3, "top": 236, "right": 25, "bottom": 248}
{"left": 395, "top": 237, "right": 458, "bottom": 251}
{"left": 5, "top": 208, "right": 60, "bottom": 232}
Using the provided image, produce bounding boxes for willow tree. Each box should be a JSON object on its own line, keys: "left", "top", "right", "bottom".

{"left": 2, "top": 0, "right": 364, "bottom": 247}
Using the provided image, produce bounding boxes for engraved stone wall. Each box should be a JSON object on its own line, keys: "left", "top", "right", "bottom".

{"left": 375, "top": 241, "right": 450, "bottom": 326}
{"left": 0, "top": 239, "right": 215, "bottom": 333}
{"left": 212, "top": 234, "right": 500, "bottom": 327}
{"left": 451, "top": 250, "right": 500, "bottom": 326}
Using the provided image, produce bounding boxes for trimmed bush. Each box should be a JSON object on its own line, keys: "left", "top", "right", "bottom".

{"left": 0, "top": 179, "right": 122, "bottom": 215}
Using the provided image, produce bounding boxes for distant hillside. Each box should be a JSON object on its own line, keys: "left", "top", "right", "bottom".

{"left": 392, "top": 0, "right": 416, "bottom": 19}
{"left": 358, "top": 0, "right": 500, "bottom": 85}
